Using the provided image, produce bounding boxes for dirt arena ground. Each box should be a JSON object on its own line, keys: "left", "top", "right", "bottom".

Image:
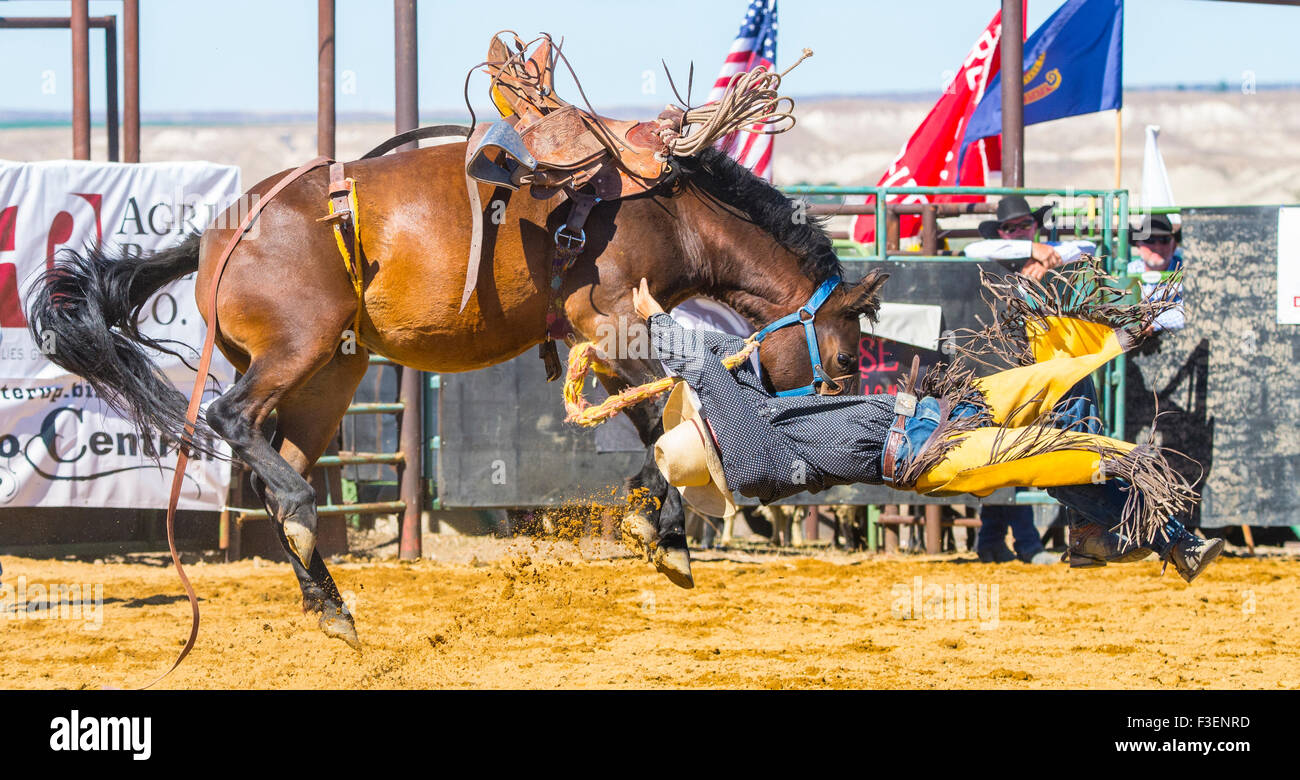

{"left": 2, "top": 537, "right": 1297, "bottom": 690}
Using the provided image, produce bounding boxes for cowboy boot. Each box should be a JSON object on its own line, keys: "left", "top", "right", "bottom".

{"left": 1065, "top": 520, "right": 1151, "bottom": 568}
{"left": 1158, "top": 522, "right": 1225, "bottom": 584}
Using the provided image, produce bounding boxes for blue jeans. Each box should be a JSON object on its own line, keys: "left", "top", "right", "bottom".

{"left": 899, "top": 378, "right": 1189, "bottom": 553}
{"left": 978, "top": 502, "right": 1041, "bottom": 554}
{"left": 1043, "top": 377, "right": 1190, "bottom": 552}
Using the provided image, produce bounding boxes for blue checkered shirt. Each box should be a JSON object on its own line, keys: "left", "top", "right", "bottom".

{"left": 650, "top": 313, "right": 898, "bottom": 504}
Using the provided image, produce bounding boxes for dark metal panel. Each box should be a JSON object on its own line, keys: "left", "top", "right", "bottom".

{"left": 1125, "top": 205, "right": 1300, "bottom": 527}
{"left": 437, "top": 346, "right": 643, "bottom": 507}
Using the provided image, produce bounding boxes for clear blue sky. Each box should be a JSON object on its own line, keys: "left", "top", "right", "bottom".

{"left": 2, "top": 0, "right": 1297, "bottom": 116}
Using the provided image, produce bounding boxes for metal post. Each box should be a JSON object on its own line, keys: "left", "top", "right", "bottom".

{"left": 394, "top": 0, "right": 419, "bottom": 149}
{"left": 71, "top": 0, "right": 91, "bottom": 160}
{"left": 1000, "top": 0, "right": 1024, "bottom": 187}
{"left": 875, "top": 187, "right": 887, "bottom": 262}
{"left": 124, "top": 0, "right": 140, "bottom": 162}
{"left": 317, "top": 0, "right": 336, "bottom": 158}
{"left": 921, "top": 204, "right": 938, "bottom": 255}
{"left": 394, "top": 0, "right": 422, "bottom": 560}
{"left": 1114, "top": 188, "right": 1131, "bottom": 439}
{"left": 316, "top": 0, "right": 342, "bottom": 541}
{"left": 925, "top": 504, "right": 942, "bottom": 555}
{"left": 104, "top": 17, "right": 119, "bottom": 162}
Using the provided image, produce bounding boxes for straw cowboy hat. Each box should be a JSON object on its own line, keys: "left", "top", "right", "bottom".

{"left": 654, "top": 381, "right": 736, "bottom": 518}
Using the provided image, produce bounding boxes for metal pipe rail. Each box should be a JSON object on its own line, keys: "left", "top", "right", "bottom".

{"left": 226, "top": 501, "right": 406, "bottom": 523}
{"left": 782, "top": 184, "right": 1138, "bottom": 444}
{"left": 782, "top": 185, "right": 1132, "bottom": 267}
{"left": 0, "top": 14, "right": 122, "bottom": 160}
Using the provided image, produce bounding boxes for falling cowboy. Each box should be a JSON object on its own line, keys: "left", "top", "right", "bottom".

{"left": 637, "top": 259, "right": 1225, "bottom": 583}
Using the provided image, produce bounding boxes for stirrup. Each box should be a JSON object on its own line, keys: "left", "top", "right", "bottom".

{"left": 467, "top": 120, "right": 538, "bottom": 190}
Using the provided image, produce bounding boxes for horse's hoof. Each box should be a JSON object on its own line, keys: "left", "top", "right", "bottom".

{"left": 620, "top": 513, "right": 658, "bottom": 557}
{"left": 319, "top": 607, "right": 361, "bottom": 652}
{"left": 653, "top": 547, "right": 695, "bottom": 589}
{"left": 283, "top": 519, "right": 317, "bottom": 568}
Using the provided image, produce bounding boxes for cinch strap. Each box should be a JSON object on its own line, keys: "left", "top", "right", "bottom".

{"left": 318, "top": 161, "right": 364, "bottom": 338}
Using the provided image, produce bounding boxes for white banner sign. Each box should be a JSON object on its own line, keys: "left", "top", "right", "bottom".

{"left": 0, "top": 160, "right": 240, "bottom": 509}
{"left": 1278, "top": 207, "right": 1300, "bottom": 325}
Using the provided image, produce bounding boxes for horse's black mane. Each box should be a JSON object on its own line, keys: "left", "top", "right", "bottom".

{"left": 673, "top": 146, "right": 843, "bottom": 282}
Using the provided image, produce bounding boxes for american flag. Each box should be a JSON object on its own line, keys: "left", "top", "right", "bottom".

{"left": 709, "top": 0, "right": 778, "bottom": 181}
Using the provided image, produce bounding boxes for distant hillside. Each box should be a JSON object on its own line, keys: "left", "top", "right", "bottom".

{"left": 4, "top": 88, "right": 1299, "bottom": 206}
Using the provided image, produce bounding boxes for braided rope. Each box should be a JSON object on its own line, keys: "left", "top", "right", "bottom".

{"left": 562, "top": 338, "right": 760, "bottom": 427}
{"left": 663, "top": 48, "right": 814, "bottom": 158}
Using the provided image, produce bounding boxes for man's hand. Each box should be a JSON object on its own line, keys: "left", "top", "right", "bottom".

{"left": 1020, "top": 243, "right": 1063, "bottom": 281}
{"left": 632, "top": 277, "right": 665, "bottom": 320}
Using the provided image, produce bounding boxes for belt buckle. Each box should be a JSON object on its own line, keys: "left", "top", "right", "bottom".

{"left": 893, "top": 391, "right": 917, "bottom": 418}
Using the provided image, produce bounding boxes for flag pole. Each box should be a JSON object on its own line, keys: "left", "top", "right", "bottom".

{"left": 1114, "top": 108, "right": 1123, "bottom": 189}
{"left": 1000, "top": 0, "right": 1025, "bottom": 187}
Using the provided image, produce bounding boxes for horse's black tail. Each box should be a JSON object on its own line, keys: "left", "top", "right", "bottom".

{"left": 26, "top": 233, "right": 223, "bottom": 458}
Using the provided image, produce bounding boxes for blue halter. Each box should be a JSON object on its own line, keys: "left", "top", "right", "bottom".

{"left": 751, "top": 275, "right": 842, "bottom": 397}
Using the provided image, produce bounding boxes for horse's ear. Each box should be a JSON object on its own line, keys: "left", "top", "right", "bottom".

{"left": 842, "top": 270, "right": 890, "bottom": 323}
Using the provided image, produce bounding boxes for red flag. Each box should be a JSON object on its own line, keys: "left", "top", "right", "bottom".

{"left": 851, "top": 7, "right": 1016, "bottom": 245}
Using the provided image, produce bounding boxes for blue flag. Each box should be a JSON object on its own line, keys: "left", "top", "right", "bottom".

{"left": 960, "top": 0, "right": 1123, "bottom": 167}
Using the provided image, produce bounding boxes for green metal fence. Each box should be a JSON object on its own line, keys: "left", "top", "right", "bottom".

{"left": 777, "top": 185, "right": 1186, "bottom": 505}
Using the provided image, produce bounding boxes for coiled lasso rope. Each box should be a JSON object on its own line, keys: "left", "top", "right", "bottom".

{"left": 661, "top": 48, "right": 814, "bottom": 158}
{"left": 563, "top": 338, "right": 760, "bottom": 427}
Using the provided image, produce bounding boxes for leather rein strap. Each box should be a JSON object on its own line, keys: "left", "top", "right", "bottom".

{"left": 144, "top": 155, "right": 332, "bottom": 689}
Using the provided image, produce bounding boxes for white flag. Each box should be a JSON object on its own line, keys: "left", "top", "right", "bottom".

{"left": 1141, "top": 125, "right": 1179, "bottom": 228}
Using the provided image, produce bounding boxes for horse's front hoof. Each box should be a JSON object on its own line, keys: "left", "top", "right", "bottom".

{"left": 282, "top": 518, "right": 317, "bottom": 568}
{"left": 654, "top": 547, "right": 695, "bottom": 589}
{"left": 318, "top": 605, "right": 361, "bottom": 652}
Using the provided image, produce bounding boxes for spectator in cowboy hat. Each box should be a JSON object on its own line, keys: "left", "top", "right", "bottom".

{"left": 1129, "top": 212, "right": 1185, "bottom": 334}
{"left": 963, "top": 195, "right": 1097, "bottom": 282}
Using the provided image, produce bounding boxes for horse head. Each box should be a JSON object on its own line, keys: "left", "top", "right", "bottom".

{"left": 666, "top": 147, "right": 890, "bottom": 397}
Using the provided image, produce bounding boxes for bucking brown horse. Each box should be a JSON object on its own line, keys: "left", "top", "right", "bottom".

{"left": 28, "top": 139, "right": 886, "bottom": 648}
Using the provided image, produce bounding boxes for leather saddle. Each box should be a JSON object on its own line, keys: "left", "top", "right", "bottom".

{"left": 466, "top": 33, "right": 684, "bottom": 201}
{"left": 459, "top": 32, "right": 687, "bottom": 382}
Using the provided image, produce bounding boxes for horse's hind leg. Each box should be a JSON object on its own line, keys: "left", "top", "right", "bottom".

{"left": 208, "top": 357, "right": 325, "bottom": 568}
{"left": 255, "top": 350, "right": 370, "bottom": 647}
